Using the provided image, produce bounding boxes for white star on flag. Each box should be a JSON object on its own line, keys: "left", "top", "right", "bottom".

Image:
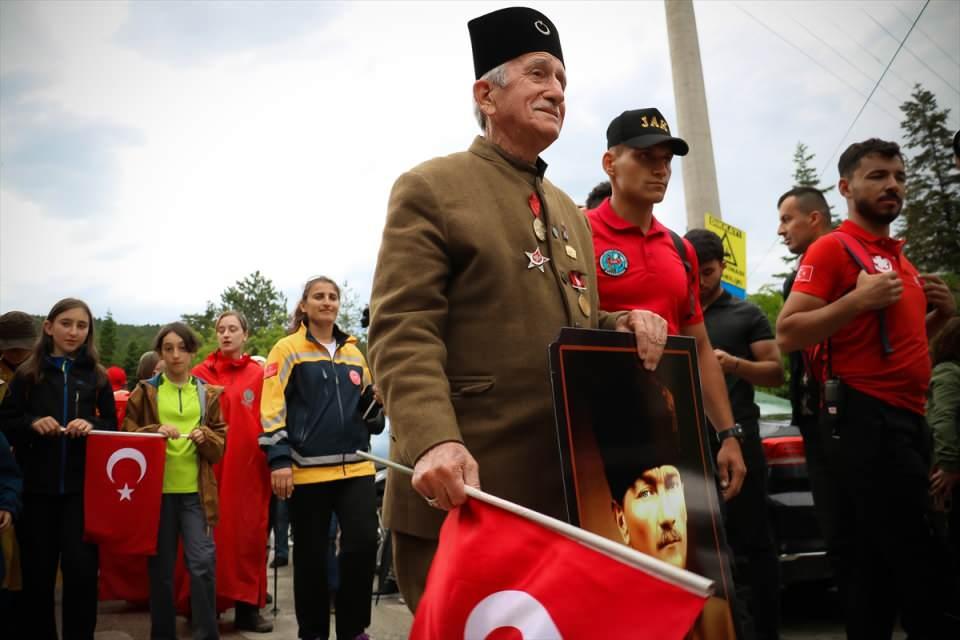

{"left": 117, "top": 483, "right": 134, "bottom": 501}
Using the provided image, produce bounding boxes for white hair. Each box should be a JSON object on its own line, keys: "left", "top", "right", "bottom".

{"left": 473, "top": 62, "right": 510, "bottom": 133}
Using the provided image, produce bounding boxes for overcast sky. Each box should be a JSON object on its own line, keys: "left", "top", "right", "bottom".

{"left": 2, "top": 0, "right": 958, "bottom": 324}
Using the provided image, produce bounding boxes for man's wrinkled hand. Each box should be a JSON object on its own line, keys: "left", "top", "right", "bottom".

{"left": 616, "top": 310, "right": 668, "bottom": 371}
{"left": 412, "top": 442, "right": 480, "bottom": 511}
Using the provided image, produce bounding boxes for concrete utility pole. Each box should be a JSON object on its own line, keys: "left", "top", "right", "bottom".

{"left": 665, "top": 0, "right": 722, "bottom": 229}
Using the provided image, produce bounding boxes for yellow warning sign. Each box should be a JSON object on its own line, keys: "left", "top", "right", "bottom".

{"left": 704, "top": 213, "right": 747, "bottom": 297}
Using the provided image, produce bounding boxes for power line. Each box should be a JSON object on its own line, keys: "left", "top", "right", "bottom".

{"left": 817, "top": 0, "right": 931, "bottom": 180}
{"left": 790, "top": 16, "right": 905, "bottom": 113}
{"left": 823, "top": 19, "right": 915, "bottom": 93}
{"left": 892, "top": 4, "right": 960, "bottom": 68}
{"left": 863, "top": 8, "right": 960, "bottom": 96}
{"left": 748, "top": 0, "right": 931, "bottom": 283}
{"left": 734, "top": 3, "right": 902, "bottom": 124}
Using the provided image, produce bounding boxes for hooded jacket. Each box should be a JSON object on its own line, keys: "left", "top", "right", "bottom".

{"left": 123, "top": 374, "right": 226, "bottom": 528}
{"left": 0, "top": 346, "right": 117, "bottom": 495}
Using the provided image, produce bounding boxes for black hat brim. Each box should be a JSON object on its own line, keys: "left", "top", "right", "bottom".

{"left": 619, "top": 134, "right": 689, "bottom": 156}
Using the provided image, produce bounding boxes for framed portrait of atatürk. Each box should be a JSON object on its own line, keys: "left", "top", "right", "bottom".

{"left": 549, "top": 328, "right": 739, "bottom": 639}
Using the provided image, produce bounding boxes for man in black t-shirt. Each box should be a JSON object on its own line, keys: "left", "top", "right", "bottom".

{"left": 686, "top": 229, "right": 785, "bottom": 640}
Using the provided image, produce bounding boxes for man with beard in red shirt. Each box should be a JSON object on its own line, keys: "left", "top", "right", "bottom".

{"left": 778, "top": 138, "right": 957, "bottom": 639}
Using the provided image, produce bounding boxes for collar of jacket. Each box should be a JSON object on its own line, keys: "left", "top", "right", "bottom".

{"left": 203, "top": 350, "right": 251, "bottom": 373}
{"left": 142, "top": 373, "right": 211, "bottom": 423}
{"left": 469, "top": 135, "right": 548, "bottom": 179}
{"left": 42, "top": 344, "right": 94, "bottom": 371}
{"left": 298, "top": 322, "right": 354, "bottom": 349}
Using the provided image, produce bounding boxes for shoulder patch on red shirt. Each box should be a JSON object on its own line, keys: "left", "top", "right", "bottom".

{"left": 796, "top": 265, "right": 814, "bottom": 283}
{"left": 264, "top": 362, "right": 278, "bottom": 379}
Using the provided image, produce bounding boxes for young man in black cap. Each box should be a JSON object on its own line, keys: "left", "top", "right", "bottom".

{"left": 587, "top": 108, "right": 746, "bottom": 504}
{"left": 369, "top": 8, "right": 670, "bottom": 611}
{"left": 686, "top": 228, "right": 784, "bottom": 640}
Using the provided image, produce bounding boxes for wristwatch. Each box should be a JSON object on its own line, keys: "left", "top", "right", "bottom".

{"left": 716, "top": 423, "right": 744, "bottom": 444}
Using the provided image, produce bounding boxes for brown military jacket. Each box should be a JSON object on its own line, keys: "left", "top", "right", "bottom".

{"left": 369, "top": 136, "right": 621, "bottom": 538}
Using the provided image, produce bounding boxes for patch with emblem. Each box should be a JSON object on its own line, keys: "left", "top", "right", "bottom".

{"left": 242, "top": 388, "right": 255, "bottom": 408}
{"left": 525, "top": 247, "right": 551, "bottom": 272}
{"left": 599, "top": 249, "right": 628, "bottom": 276}
{"left": 796, "top": 265, "right": 813, "bottom": 283}
{"left": 264, "top": 362, "right": 279, "bottom": 378}
{"left": 349, "top": 370, "right": 362, "bottom": 386}
{"left": 872, "top": 255, "right": 893, "bottom": 273}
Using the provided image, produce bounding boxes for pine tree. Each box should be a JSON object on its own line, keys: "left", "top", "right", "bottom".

{"left": 791, "top": 142, "right": 835, "bottom": 196}
{"left": 122, "top": 339, "right": 145, "bottom": 383}
{"left": 897, "top": 84, "right": 960, "bottom": 274}
{"left": 99, "top": 311, "right": 118, "bottom": 365}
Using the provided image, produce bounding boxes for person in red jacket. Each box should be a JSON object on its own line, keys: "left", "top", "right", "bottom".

{"left": 106, "top": 366, "right": 130, "bottom": 425}
{"left": 192, "top": 310, "right": 272, "bottom": 633}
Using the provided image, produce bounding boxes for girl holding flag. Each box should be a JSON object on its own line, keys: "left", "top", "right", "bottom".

{"left": 1, "top": 297, "right": 116, "bottom": 640}
{"left": 124, "top": 322, "right": 226, "bottom": 640}
{"left": 192, "top": 310, "right": 272, "bottom": 632}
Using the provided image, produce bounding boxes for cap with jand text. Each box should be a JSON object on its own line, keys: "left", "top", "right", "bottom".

{"left": 606, "top": 108, "right": 689, "bottom": 156}
{"left": 468, "top": 7, "right": 563, "bottom": 79}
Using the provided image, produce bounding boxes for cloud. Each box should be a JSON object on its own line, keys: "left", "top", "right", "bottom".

{"left": 114, "top": 0, "right": 344, "bottom": 65}
{"left": 1, "top": 0, "right": 958, "bottom": 324}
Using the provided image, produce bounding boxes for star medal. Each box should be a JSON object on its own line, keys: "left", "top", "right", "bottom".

{"left": 525, "top": 247, "right": 551, "bottom": 273}
{"left": 529, "top": 193, "right": 546, "bottom": 242}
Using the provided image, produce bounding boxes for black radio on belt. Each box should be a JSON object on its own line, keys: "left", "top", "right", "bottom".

{"left": 823, "top": 377, "right": 844, "bottom": 438}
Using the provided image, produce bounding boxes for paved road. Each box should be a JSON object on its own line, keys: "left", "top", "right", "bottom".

{"left": 79, "top": 571, "right": 906, "bottom": 639}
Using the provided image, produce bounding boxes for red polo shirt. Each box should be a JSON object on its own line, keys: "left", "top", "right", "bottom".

{"left": 791, "top": 220, "right": 930, "bottom": 414}
{"left": 587, "top": 198, "right": 702, "bottom": 333}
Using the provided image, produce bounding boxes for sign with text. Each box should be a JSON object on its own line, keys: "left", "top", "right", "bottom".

{"left": 705, "top": 213, "right": 746, "bottom": 298}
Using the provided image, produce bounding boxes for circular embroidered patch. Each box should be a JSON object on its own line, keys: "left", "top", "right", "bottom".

{"left": 242, "top": 388, "right": 255, "bottom": 407}
{"left": 599, "top": 249, "right": 629, "bottom": 276}
{"left": 349, "top": 370, "right": 362, "bottom": 386}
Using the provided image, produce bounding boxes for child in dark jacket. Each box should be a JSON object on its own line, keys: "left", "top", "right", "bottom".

{"left": 1, "top": 297, "right": 117, "bottom": 640}
{"left": 124, "top": 322, "right": 226, "bottom": 640}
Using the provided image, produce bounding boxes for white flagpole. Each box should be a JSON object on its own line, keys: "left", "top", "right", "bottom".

{"left": 357, "top": 450, "right": 714, "bottom": 598}
{"left": 89, "top": 429, "right": 166, "bottom": 438}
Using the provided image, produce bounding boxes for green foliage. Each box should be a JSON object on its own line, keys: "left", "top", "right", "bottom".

{"left": 220, "top": 271, "right": 289, "bottom": 333}
{"left": 98, "top": 311, "right": 118, "bottom": 365}
{"left": 336, "top": 280, "right": 369, "bottom": 355}
{"left": 747, "top": 285, "right": 789, "bottom": 399}
{"left": 122, "top": 338, "right": 148, "bottom": 382}
{"left": 896, "top": 84, "right": 960, "bottom": 274}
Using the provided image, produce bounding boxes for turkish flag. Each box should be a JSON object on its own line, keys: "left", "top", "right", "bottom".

{"left": 84, "top": 431, "right": 166, "bottom": 555}
{"left": 411, "top": 500, "right": 707, "bottom": 640}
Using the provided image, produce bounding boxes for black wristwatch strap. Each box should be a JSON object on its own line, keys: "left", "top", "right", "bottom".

{"left": 716, "top": 423, "right": 744, "bottom": 444}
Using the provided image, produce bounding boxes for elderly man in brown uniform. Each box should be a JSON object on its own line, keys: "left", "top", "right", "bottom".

{"left": 368, "top": 6, "right": 672, "bottom": 611}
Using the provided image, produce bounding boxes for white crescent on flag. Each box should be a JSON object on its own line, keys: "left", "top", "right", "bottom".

{"left": 464, "top": 590, "right": 562, "bottom": 640}
{"left": 106, "top": 447, "right": 148, "bottom": 484}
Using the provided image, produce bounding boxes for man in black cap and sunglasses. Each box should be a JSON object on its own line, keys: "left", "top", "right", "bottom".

{"left": 369, "top": 8, "right": 670, "bottom": 611}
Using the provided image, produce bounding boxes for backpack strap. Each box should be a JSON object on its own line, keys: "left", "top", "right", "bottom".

{"left": 832, "top": 231, "right": 893, "bottom": 356}
{"left": 669, "top": 230, "right": 697, "bottom": 320}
